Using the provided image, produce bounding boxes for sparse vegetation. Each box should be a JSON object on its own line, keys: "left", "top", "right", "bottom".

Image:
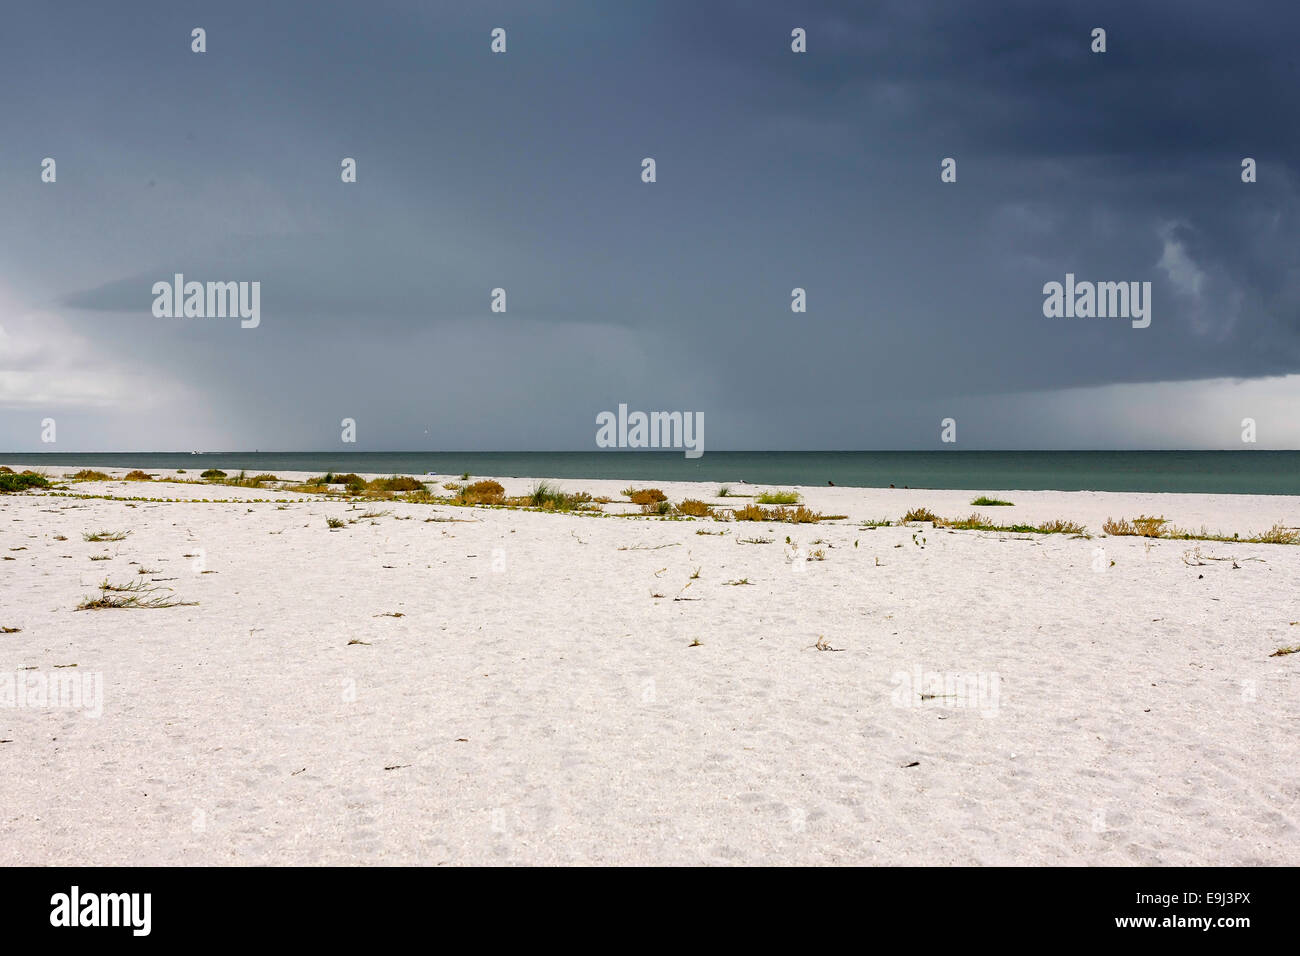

{"left": 1104, "top": 515, "right": 1168, "bottom": 537}
{"left": 1036, "top": 518, "right": 1088, "bottom": 535}
{"left": 76, "top": 578, "right": 196, "bottom": 610}
{"left": 199, "top": 469, "right": 227, "bottom": 480}
{"left": 1254, "top": 524, "right": 1300, "bottom": 545}
{"left": 221, "top": 471, "right": 279, "bottom": 488}
{"left": 676, "top": 498, "right": 711, "bottom": 517}
{"left": 326, "top": 517, "right": 345, "bottom": 529}
{"left": 624, "top": 487, "right": 667, "bottom": 505}
{"left": 0, "top": 472, "right": 50, "bottom": 493}
{"left": 459, "top": 480, "right": 505, "bottom": 505}
{"left": 123, "top": 470, "right": 152, "bottom": 481}
{"left": 71, "top": 469, "right": 110, "bottom": 481}
{"left": 1270, "top": 645, "right": 1300, "bottom": 657}
{"left": 525, "top": 480, "right": 595, "bottom": 512}
{"left": 902, "top": 507, "right": 938, "bottom": 524}
{"left": 755, "top": 489, "right": 800, "bottom": 505}
{"left": 371, "top": 475, "right": 425, "bottom": 493}
{"left": 934, "top": 513, "right": 1086, "bottom": 535}
{"left": 971, "top": 496, "right": 1013, "bottom": 507}
{"left": 1103, "top": 515, "right": 1300, "bottom": 545}
{"left": 731, "top": 503, "right": 826, "bottom": 523}
{"left": 82, "top": 530, "right": 130, "bottom": 542}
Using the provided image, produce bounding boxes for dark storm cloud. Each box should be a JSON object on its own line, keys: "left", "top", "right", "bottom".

{"left": 2, "top": 0, "right": 1297, "bottom": 450}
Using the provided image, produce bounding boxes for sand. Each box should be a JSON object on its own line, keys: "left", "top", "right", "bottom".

{"left": 1, "top": 466, "right": 1298, "bottom": 865}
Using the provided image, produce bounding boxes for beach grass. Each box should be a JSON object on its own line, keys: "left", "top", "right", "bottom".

{"left": 755, "top": 490, "right": 801, "bottom": 505}
{"left": 82, "top": 530, "right": 130, "bottom": 542}
{"left": 623, "top": 487, "right": 667, "bottom": 505}
{"left": 0, "top": 472, "right": 50, "bottom": 493}
{"left": 77, "top": 578, "right": 195, "bottom": 610}
{"left": 1104, "top": 515, "right": 1300, "bottom": 545}
{"left": 730, "top": 503, "right": 826, "bottom": 523}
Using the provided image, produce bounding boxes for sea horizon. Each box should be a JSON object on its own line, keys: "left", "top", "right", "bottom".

{"left": 5, "top": 449, "right": 1300, "bottom": 496}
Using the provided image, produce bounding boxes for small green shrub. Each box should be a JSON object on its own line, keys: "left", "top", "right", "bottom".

{"left": 0, "top": 473, "right": 49, "bottom": 493}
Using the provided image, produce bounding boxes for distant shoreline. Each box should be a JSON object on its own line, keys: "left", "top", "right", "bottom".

{"left": 3, "top": 450, "right": 1300, "bottom": 496}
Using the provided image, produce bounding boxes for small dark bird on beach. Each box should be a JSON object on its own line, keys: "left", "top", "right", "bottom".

{"left": 827, "top": 480, "right": 834, "bottom": 486}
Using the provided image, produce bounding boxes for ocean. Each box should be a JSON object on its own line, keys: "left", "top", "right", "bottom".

{"left": 2, "top": 450, "right": 1298, "bottom": 496}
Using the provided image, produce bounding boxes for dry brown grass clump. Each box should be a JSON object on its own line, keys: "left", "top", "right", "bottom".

{"left": 1103, "top": 515, "right": 1167, "bottom": 537}
{"left": 123, "top": 470, "right": 152, "bottom": 481}
{"left": 676, "top": 499, "right": 711, "bottom": 517}
{"left": 1103, "top": 514, "right": 1298, "bottom": 545}
{"left": 936, "top": 512, "right": 991, "bottom": 530}
{"left": 730, "top": 503, "right": 825, "bottom": 523}
{"left": 460, "top": 479, "right": 505, "bottom": 505}
{"left": 369, "top": 475, "right": 425, "bottom": 493}
{"left": 624, "top": 487, "right": 668, "bottom": 505}
{"left": 1037, "top": 518, "right": 1087, "bottom": 535}
{"left": 0, "top": 466, "right": 13, "bottom": 473}
{"left": 72, "top": 469, "right": 111, "bottom": 481}
{"left": 1251, "top": 523, "right": 1300, "bottom": 545}
{"left": 902, "top": 507, "right": 938, "bottom": 523}
{"left": 932, "top": 513, "right": 1087, "bottom": 535}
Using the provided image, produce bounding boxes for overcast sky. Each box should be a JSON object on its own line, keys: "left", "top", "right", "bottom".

{"left": 2, "top": 0, "right": 1298, "bottom": 451}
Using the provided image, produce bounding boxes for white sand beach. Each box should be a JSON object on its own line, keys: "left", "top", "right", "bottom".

{"left": 2, "top": 466, "right": 1298, "bottom": 865}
